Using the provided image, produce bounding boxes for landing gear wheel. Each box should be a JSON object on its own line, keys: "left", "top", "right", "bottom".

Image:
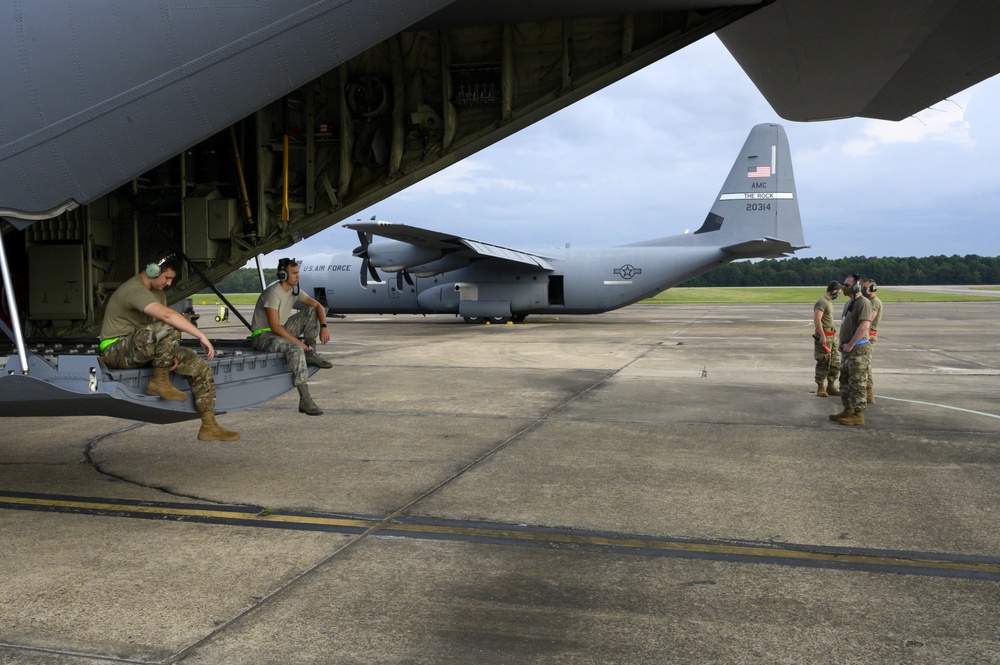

{"left": 511, "top": 314, "right": 527, "bottom": 323}
{"left": 463, "top": 316, "right": 484, "bottom": 324}
{"left": 487, "top": 316, "right": 507, "bottom": 324}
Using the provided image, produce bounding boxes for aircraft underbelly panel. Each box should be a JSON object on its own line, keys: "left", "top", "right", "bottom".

{"left": 0, "top": 351, "right": 315, "bottom": 424}
{"left": 0, "top": 0, "right": 457, "bottom": 218}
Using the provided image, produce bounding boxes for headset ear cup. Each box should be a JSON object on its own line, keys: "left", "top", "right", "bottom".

{"left": 145, "top": 263, "right": 160, "bottom": 278}
{"left": 277, "top": 269, "right": 287, "bottom": 282}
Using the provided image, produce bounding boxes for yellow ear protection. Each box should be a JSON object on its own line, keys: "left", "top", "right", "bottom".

{"left": 145, "top": 252, "right": 177, "bottom": 278}
{"left": 276, "top": 257, "right": 295, "bottom": 282}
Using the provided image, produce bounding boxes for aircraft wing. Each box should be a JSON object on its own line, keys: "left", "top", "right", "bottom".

{"left": 718, "top": 0, "right": 1000, "bottom": 121}
{"left": 721, "top": 237, "right": 809, "bottom": 260}
{"left": 346, "top": 222, "right": 554, "bottom": 271}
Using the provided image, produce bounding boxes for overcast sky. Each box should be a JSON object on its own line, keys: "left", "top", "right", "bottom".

{"left": 290, "top": 34, "right": 1000, "bottom": 262}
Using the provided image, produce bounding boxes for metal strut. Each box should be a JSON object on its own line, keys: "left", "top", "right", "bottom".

{"left": 0, "top": 226, "right": 29, "bottom": 375}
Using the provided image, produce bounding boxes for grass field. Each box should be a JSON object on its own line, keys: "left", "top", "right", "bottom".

{"left": 194, "top": 293, "right": 258, "bottom": 306}
{"left": 641, "top": 287, "right": 1000, "bottom": 304}
{"left": 199, "top": 288, "right": 1000, "bottom": 307}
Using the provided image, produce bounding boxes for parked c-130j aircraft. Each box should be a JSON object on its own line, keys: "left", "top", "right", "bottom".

{"left": 298, "top": 123, "right": 805, "bottom": 323}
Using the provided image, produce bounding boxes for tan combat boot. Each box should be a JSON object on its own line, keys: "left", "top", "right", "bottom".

{"left": 838, "top": 409, "right": 865, "bottom": 426}
{"left": 866, "top": 386, "right": 875, "bottom": 404}
{"left": 146, "top": 367, "right": 187, "bottom": 401}
{"left": 829, "top": 407, "right": 852, "bottom": 421}
{"left": 297, "top": 384, "right": 323, "bottom": 416}
{"left": 826, "top": 379, "right": 840, "bottom": 396}
{"left": 198, "top": 412, "right": 241, "bottom": 441}
{"left": 816, "top": 382, "right": 828, "bottom": 397}
{"left": 303, "top": 348, "right": 333, "bottom": 369}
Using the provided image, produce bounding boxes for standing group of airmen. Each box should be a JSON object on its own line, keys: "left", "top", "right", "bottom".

{"left": 813, "top": 274, "right": 883, "bottom": 426}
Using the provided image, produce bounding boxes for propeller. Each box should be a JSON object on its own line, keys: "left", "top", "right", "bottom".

{"left": 395, "top": 270, "right": 414, "bottom": 290}
{"left": 352, "top": 230, "right": 380, "bottom": 287}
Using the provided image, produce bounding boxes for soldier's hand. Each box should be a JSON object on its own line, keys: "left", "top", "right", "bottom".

{"left": 319, "top": 327, "right": 330, "bottom": 345}
{"left": 200, "top": 337, "right": 215, "bottom": 360}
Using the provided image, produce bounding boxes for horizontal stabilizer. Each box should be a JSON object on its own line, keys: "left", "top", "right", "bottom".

{"left": 721, "top": 237, "right": 810, "bottom": 259}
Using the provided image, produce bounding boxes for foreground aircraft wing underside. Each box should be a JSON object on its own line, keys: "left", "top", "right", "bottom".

{"left": 346, "top": 222, "right": 554, "bottom": 271}
{"left": 719, "top": 0, "right": 1000, "bottom": 121}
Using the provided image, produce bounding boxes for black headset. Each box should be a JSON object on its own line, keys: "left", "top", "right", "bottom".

{"left": 145, "top": 252, "right": 177, "bottom": 278}
{"left": 276, "top": 257, "right": 296, "bottom": 282}
{"left": 849, "top": 273, "right": 862, "bottom": 294}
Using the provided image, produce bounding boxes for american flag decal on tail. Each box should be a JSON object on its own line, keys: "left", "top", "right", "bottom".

{"left": 747, "top": 166, "right": 771, "bottom": 178}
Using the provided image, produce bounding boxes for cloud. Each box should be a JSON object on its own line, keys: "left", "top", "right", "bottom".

{"left": 841, "top": 93, "right": 975, "bottom": 156}
{"left": 402, "top": 159, "right": 537, "bottom": 196}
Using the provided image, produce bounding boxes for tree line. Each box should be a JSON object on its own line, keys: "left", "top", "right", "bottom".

{"left": 684, "top": 255, "right": 1000, "bottom": 287}
{"left": 198, "top": 268, "right": 277, "bottom": 293}
{"left": 200, "top": 254, "right": 1000, "bottom": 292}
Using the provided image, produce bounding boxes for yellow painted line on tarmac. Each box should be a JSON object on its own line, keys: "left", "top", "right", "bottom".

{"left": 382, "top": 521, "right": 1000, "bottom": 577}
{"left": 3, "top": 492, "right": 999, "bottom": 579}
{"left": 0, "top": 494, "right": 374, "bottom": 530}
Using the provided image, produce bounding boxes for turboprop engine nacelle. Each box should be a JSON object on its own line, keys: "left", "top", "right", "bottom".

{"left": 408, "top": 254, "right": 472, "bottom": 277}
{"left": 367, "top": 240, "right": 441, "bottom": 271}
{"left": 415, "top": 282, "right": 472, "bottom": 311}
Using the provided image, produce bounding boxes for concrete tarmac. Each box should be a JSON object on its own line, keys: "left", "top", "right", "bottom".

{"left": 1, "top": 302, "right": 998, "bottom": 664}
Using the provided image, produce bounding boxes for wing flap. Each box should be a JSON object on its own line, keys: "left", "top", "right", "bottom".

{"left": 460, "top": 240, "right": 553, "bottom": 270}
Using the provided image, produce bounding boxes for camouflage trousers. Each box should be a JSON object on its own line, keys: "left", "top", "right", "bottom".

{"left": 866, "top": 336, "right": 877, "bottom": 389}
{"left": 813, "top": 331, "right": 840, "bottom": 383}
{"left": 839, "top": 343, "right": 872, "bottom": 412}
{"left": 100, "top": 322, "right": 216, "bottom": 412}
{"left": 251, "top": 307, "right": 320, "bottom": 387}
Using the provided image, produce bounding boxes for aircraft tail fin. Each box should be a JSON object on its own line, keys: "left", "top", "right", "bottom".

{"left": 692, "top": 123, "right": 806, "bottom": 257}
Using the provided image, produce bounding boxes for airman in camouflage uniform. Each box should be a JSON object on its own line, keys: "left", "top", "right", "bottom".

{"left": 812, "top": 280, "right": 841, "bottom": 396}
{"left": 99, "top": 253, "right": 239, "bottom": 441}
{"left": 101, "top": 322, "right": 216, "bottom": 412}
{"left": 862, "top": 279, "right": 883, "bottom": 404}
{"left": 828, "top": 274, "right": 873, "bottom": 426}
{"left": 250, "top": 258, "right": 332, "bottom": 416}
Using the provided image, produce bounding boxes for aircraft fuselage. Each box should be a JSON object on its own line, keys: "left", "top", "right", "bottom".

{"left": 298, "top": 244, "right": 726, "bottom": 319}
